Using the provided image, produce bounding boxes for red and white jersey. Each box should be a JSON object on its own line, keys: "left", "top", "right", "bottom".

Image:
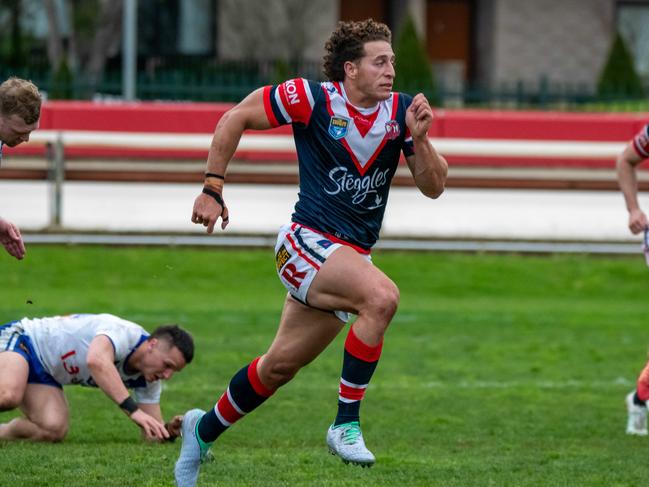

{"left": 632, "top": 124, "right": 649, "bottom": 159}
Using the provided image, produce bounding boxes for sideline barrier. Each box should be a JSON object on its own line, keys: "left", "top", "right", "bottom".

{"left": 1, "top": 103, "right": 647, "bottom": 226}
{"left": 24, "top": 129, "right": 625, "bottom": 158}
{"left": 3, "top": 101, "right": 646, "bottom": 166}
{"left": 7, "top": 129, "right": 632, "bottom": 228}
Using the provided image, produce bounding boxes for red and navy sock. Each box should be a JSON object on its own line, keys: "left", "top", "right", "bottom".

{"left": 197, "top": 356, "right": 275, "bottom": 443}
{"left": 634, "top": 364, "right": 649, "bottom": 406}
{"left": 635, "top": 380, "right": 649, "bottom": 406}
{"left": 333, "top": 326, "right": 383, "bottom": 427}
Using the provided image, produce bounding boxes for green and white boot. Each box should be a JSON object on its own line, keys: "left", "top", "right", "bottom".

{"left": 174, "top": 409, "right": 213, "bottom": 487}
{"left": 326, "top": 421, "right": 375, "bottom": 467}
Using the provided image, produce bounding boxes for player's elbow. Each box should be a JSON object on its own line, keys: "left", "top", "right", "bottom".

{"left": 418, "top": 175, "right": 446, "bottom": 199}
{"left": 418, "top": 159, "right": 448, "bottom": 199}
{"left": 616, "top": 154, "right": 636, "bottom": 172}
{"left": 421, "top": 183, "right": 445, "bottom": 199}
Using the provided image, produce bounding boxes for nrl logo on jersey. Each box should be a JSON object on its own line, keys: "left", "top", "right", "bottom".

{"left": 384, "top": 120, "right": 400, "bottom": 140}
{"left": 328, "top": 116, "right": 350, "bottom": 140}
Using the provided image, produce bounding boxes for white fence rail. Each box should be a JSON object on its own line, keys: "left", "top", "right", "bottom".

{"left": 20, "top": 130, "right": 626, "bottom": 228}
{"left": 27, "top": 130, "right": 626, "bottom": 158}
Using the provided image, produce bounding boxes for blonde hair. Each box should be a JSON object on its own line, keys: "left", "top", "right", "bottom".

{"left": 0, "top": 77, "right": 42, "bottom": 124}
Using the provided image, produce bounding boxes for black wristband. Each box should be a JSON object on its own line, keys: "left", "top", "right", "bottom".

{"left": 205, "top": 172, "right": 225, "bottom": 180}
{"left": 119, "top": 396, "right": 139, "bottom": 416}
{"left": 202, "top": 187, "right": 225, "bottom": 207}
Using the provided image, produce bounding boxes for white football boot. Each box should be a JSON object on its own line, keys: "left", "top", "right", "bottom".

{"left": 174, "top": 409, "right": 212, "bottom": 487}
{"left": 326, "top": 422, "right": 375, "bottom": 467}
{"left": 626, "top": 391, "right": 648, "bottom": 436}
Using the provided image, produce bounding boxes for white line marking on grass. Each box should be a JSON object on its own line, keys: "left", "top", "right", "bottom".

{"left": 165, "top": 377, "right": 634, "bottom": 394}
{"left": 419, "top": 377, "right": 633, "bottom": 389}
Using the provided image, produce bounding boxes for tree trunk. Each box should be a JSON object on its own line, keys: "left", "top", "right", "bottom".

{"left": 84, "top": 0, "right": 124, "bottom": 93}
{"left": 43, "top": 0, "right": 65, "bottom": 69}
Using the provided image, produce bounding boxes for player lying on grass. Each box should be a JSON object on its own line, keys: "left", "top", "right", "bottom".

{"left": 0, "top": 313, "right": 193, "bottom": 442}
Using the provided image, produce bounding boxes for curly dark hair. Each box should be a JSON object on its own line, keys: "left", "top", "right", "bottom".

{"left": 323, "top": 19, "right": 392, "bottom": 82}
{"left": 150, "top": 324, "right": 195, "bottom": 364}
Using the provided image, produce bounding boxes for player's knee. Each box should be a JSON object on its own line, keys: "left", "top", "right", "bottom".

{"left": 39, "top": 421, "right": 68, "bottom": 442}
{"left": 0, "top": 389, "right": 23, "bottom": 411}
{"left": 366, "top": 281, "right": 400, "bottom": 323}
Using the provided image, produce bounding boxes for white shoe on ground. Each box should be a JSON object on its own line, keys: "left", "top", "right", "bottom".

{"left": 326, "top": 422, "right": 375, "bottom": 467}
{"left": 626, "top": 391, "right": 648, "bottom": 436}
{"left": 174, "top": 409, "right": 211, "bottom": 487}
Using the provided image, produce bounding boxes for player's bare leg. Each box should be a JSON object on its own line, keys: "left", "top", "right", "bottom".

{"left": 0, "top": 351, "right": 29, "bottom": 412}
{"left": 258, "top": 295, "right": 346, "bottom": 388}
{"left": 175, "top": 296, "right": 344, "bottom": 487}
{"left": 0, "top": 384, "right": 69, "bottom": 441}
{"left": 307, "top": 246, "right": 400, "bottom": 466}
{"left": 307, "top": 245, "right": 399, "bottom": 346}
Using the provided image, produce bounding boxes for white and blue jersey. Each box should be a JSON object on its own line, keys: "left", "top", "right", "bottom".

{"left": 0, "top": 313, "right": 161, "bottom": 403}
{"left": 263, "top": 78, "right": 415, "bottom": 251}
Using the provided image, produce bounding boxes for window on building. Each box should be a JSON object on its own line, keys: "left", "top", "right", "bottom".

{"left": 139, "top": 0, "right": 216, "bottom": 56}
{"left": 617, "top": 1, "right": 649, "bottom": 76}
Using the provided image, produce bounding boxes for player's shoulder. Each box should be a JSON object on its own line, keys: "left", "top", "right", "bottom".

{"left": 93, "top": 313, "right": 146, "bottom": 337}
{"left": 94, "top": 313, "right": 137, "bottom": 327}
{"left": 275, "top": 78, "right": 322, "bottom": 98}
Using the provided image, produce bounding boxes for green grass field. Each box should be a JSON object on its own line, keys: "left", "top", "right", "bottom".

{"left": 1, "top": 245, "right": 649, "bottom": 486}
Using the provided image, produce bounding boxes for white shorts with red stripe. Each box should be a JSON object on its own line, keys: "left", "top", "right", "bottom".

{"left": 274, "top": 222, "right": 371, "bottom": 322}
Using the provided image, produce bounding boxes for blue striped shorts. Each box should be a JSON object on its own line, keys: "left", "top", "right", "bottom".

{"left": 0, "top": 321, "right": 61, "bottom": 388}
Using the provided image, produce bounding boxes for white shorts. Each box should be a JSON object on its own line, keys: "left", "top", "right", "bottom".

{"left": 274, "top": 222, "right": 371, "bottom": 322}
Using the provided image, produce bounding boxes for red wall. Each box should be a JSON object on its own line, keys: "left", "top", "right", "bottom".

{"left": 6, "top": 101, "right": 649, "bottom": 168}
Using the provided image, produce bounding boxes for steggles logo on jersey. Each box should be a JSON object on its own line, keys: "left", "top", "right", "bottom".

{"left": 324, "top": 166, "right": 391, "bottom": 209}
{"left": 384, "top": 120, "right": 400, "bottom": 140}
{"left": 328, "top": 116, "right": 350, "bottom": 140}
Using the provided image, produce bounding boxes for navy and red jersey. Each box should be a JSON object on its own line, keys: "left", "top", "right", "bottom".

{"left": 263, "top": 78, "right": 415, "bottom": 251}
{"left": 631, "top": 124, "right": 649, "bottom": 160}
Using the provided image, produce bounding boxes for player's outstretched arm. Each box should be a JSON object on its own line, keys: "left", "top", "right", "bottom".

{"left": 87, "top": 335, "right": 169, "bottom": 441}
{"left": 0, "top": 217, "right": 25, "bottom": 260}
{"left": 191, "top": 87, "right": 274, "bottom": 234}
{"left": 404, "top": 93, "right": 448, "bottom": 199}
{"left": 617, "top": 143, "right": 648, "bottom": 234}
